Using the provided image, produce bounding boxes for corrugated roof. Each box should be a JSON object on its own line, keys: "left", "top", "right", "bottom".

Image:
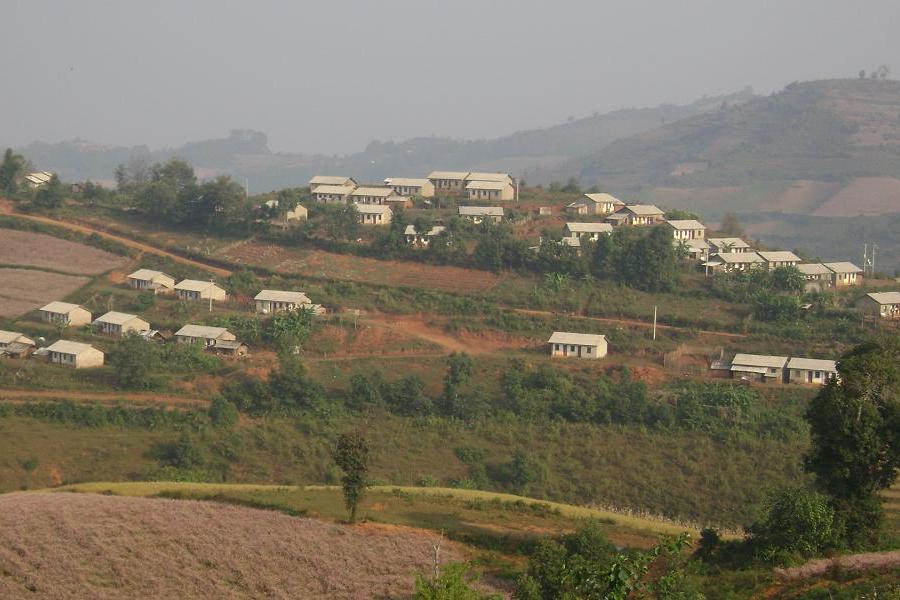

{"left": 213, "top": 340, "right": 246, "bottom": 350}
{"left": 40, "top": 301, "right": 84, "bottom": 314}
{"left": 824, "top": 262, "right": 862, "bottom": 274}
{"left": 46, "top": 340, "right": 100, "bottom": 356}
{"left": 548, "top": 331, "right": 606, "bottom": 346}
{"left": 175, "top": 324, "right": 231, "bottom": 339}
{"left": 175, "top": 280, "right": 220, "bottom": 292}
{"left": 353, "top": 203, "right": 392, "bottom": 215}
{"left": 465, "top": 181, "right": 507, "bottom": 191}
{"left": 387, "top": 178, "right": 430, "bottom": 187}
{"left": 466, "top": 172, "right": 511, "bottom": 183}
{"left": 255, "top": 290, "right": 311, "bottom": 303}
{"left": 731, "top": 365, "right": 768, "bottom": 374}
{"left": 732, "top": 353, "right": 788, "bottom": 368}
{"left": 404, "top": 225, "right": 446, "bottom": 236}
{"left": 786, "top": 357, "right": 837, "bottom": 372}
{"left": 677, "top": 238, "right": 709, "bottom": 249}
{"left": 758, "top": 251, "right": 801, "bottom": 263}
{"left": 717, "top": 252, "right": 764, "bottom": 264}
{"left": 459, "top": 206, "right": 504, "bottom": 216}
{"left": 350, "top": 186, "right": 394, "bottom": 197}
{"left": 707, "top": 237, "right": 750, "bottom": 249}
{"left": 128, "top": 268, "right": 173, "bottom": 281}
{"left": 583, "top": 193, "right": 624, "bottom": 205}
{"left": 309, "top": 175, "right": 353, "bottom": 186}
{"left": 0, "top": 331, "right": 31, "bottom": 345}
{"left": 93, "top": 311, "right": 144, "bottom": 326}
{"left": 865, "top": 291, "right": 900, "bottom": 304}
{"left": 312, "top": 184, "right": 356, "bottom": 195}
{"left": 621, "top": 204, "right": 663, "bottom": 216}
{"left": 797, "top": 263, "right": 830, "bottom": 275}
{"left": 665, "top": 219, "right": 706, "bottom": 230}
{"left": 565, "top": 222, "right": 613, "bottom": 234}
{"left": 428, "top": 171, "right": 469, "bottom": 180}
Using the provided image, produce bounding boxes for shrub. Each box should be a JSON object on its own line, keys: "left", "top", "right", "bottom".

{"left": 749, "top": 487, "right": 836, "bottom": 563}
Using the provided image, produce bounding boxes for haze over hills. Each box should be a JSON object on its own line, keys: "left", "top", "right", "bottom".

{"left": 14, "top": 89, "right": 756, "bottom": 190}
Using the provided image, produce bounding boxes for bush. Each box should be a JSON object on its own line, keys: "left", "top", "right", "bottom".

{"left": 749, "top": 487, "right": 836, "bottom": 563}
{"left": 209, "top": 398, "right": 239, "bottom": 428}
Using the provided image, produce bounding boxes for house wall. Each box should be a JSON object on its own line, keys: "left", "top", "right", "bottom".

{"left": 392, "top": 182, "right": 434, "bottom": 197}
{"left": 256, "top": 300, "right": 303, "bottom": 313}
{"left": 42, "top": 309, "right": 91, "bottom": 327}
{"left": 430, "top": 178, "right": 466, "bottom": 193}
{"left": 787, "top": 368, "right": 835, "bottom": 385}
{"left": 832, "top": 272, "right": 860, "bottom": 287}
{"left": 314, "top": 193, "right": 349, "bottom": 204}
{"left": 467, "top": 184, "right": 514, "bottom": 202}
{"left": 549, "top": 340, "right": 607, "bottom": 359}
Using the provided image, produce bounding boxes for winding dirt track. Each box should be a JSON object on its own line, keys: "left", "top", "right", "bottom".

{"left": 0, "top": 202, "right": 231, "bottom": 277}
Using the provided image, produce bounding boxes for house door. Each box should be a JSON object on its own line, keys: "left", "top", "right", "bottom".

{"left": 807, "top": 372, "right": 813, "bottom": 383}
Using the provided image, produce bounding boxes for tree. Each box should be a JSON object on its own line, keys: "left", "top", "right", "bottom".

{"left": 439, "top": 353, "right": 474, "bottom": 418}
{"left": 0, "top": 148, "right": 25, "bottom": 195}
{"left": 332, "top": 430, "right": 369, "bottom": 523}
{"left": 195, "top": 175, "right": 247, "bottom": 228}
{"left": 415, "top": 563, "right": 499, "bottom": 600}
{"left": 107, "top": 333, "right": 163, "bottom": 389}
{"left": 33, "top": 174, "right": 65, "bottom": 209}
{"left": 748, "top": 487, "right": 836, "bottom": 562}
{"left": 770, "top": 266, "right": 804, "bottom": 293}
{"left": 718, "top": 212, "right": 744, "bottom": 237}
{"left": 805, "top": 339, "right": 900, "bottom": 547}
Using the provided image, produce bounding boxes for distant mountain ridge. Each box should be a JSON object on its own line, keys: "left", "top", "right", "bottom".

{"left": 12, "top": 89, "right": 755, "bottom": 190}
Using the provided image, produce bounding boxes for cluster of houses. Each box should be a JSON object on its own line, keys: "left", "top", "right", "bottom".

{"left": 0, "top": 269, "right": 324, "bottom": 369}
{"left": 712, "top": 353, "right": 839, "bottom": 385}
{"left": 307, "top": 172, "right": 516, "bottom": 228}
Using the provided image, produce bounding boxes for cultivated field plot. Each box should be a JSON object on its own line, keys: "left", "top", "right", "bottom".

{"left": 221, "top": 241, "right": 501, "bottom": 293}
{"left": 0, "top": 492, "right": 471, "bottom": 599}
{"left": 0, "top": 229, "right": 127, "bottom": 275}
{"left": 0, "top": 268, "right": 90, "bottom": 318}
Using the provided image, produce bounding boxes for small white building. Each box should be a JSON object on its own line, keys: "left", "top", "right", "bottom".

{"left": 856, "top": 291, "right": 900, "bottom": 319}
{"left": 465, "top": 180, "right": 515, "bottom": 202}
{"left": 563, "top": 222, "right": 613, "bottom": 241}
{"left": 577, "top": 193, "right": 625, "bottom": 215}
{"left": 824, "top": 262, "right": 863, "bottom": 287}
{"left": 93, "top": 311, "right": 151, "bottom": 337}
{"left": 127, "top": 269, "right": 176, "bottom": 294}
{"left": 174, "top": 324, "right": 236, "bottom": 346}
{"left": 548, "top": 332, "right": 608, "bottom": 359}
{"left": 758, "top": 251, "right": 802, "bottom": 271}
{"left": 0, "top": 330, "right": 36, "bottom": 358}
{"left": 312, "top": 184, "right": 356, "bottom": 204}
{"left": 730, "top": 353, "right": 788, "bottom": 381}
{"left": 350, "top": 186, "right": 397, "bottom": 205}
{"left": 786, "top": 357, "right": 838, "bottom": 385}
{"left": 605, "top": 205, "right": 665, "bottom": 226}
{"left": 428, "top": 171, "right": 470, "bottom": 194}
{"left": 354, "top": 203, "right": 393, "bottom": 225}
{"left": 39, "top": 302, "right": 92, "bottom": 327}
{"left": 675, "top": 238, "right": 710, "bottom": 261}
{"left": 46, "top": 340, "right": 105, "bottom": 369}
{"left": 254, "top": 290, "right": 313, "bottom": 314}
{"left": 175, "top": 280, "right": 227, "bottom": 302}
{"left": 458, "top": 206, "right": 504, "bottom": 224}
{"left": 665, "top": 219, "right": 706, "bottom": 240}
{"left": 797, "top": 263, "right": 832, "bottom": 291}
{"left": 707, "top": 252, "right": 765, "bottom": 273}
{"left": 309, "top": 175, "right": 356, "bottom": 190}
{"left": 385, "top": 177, "right": 435, "bottom": 198}
{"left": 24, "top": 171, "right": 53, "bottom": 189}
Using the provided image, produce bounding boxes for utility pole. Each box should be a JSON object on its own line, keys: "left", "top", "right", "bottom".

{"left": 863, "top": 243, "right": 877, "bottom": 276}
{"left": 652, "top": 305, "right": 658, "bottom": 341}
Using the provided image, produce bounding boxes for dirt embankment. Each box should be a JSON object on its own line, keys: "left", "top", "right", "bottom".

{"left": 774, "top": 550, "right": 900, "bottom": 581}
{"left": 0, "top": 492, "right": 478, "bottom": 599}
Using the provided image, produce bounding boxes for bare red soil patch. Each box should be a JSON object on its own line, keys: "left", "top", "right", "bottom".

{"left": 0, "top": 492, "right": 471, "bottom": 599}
{"left": 775, "top": 550, "right": 900, "bottom": 582}
{"left": 0, "top": 268, "right": 91, "bottom": 318}
{"left": 812, "top": 177, "right": 900, "bottom": 216}
{"left": 0, "top": 229, "right": 126, "bottom": 275}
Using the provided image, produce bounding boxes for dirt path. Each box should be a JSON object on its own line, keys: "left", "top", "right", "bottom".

{"left": 363, "top": 314, "right": 528, "bottom": 355}
{"left": 510, "top": 308, "right": 747, "bottom": 339}
{"left": 0, "top": 388, "right": 209, "bottom": 408}
{"left": 0, "top": 202, "right": 231, "bottom": 277}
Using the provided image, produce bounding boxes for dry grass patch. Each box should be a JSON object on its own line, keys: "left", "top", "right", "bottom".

{"left": 0, "top": 229, "right": 126, "bottom": 275}
{"left": 0, "top": 268, "right": 90, "bottom": 318}
{"left": 0, "top": 492, "right": 474, "bottom": 599}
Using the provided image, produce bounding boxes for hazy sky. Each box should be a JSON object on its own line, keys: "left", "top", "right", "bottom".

{"left": 2, "top": 0, "right": 898, "bottom": 155}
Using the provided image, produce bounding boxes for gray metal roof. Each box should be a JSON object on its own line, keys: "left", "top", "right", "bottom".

{"left": 459, "top": 206, "right": 503, "bottom": 216}
{"left": 786, "top": 357, "right": 837, "bottom": 372}
{"left": 40, "top": 301, "right": 85, "bottom": 314}
{"left": 548, "top": 331, "right": 606, "bottom": 346}
{"left": 865, "top": 291, "right": 900, "bottom": 304}
{"left": 732, "top": 353, "right": 788, "bottom": 368}
{"left": 93, "top": 311, "right": 146, "bottom": 326}
{"left": 254, "top": 290, "right": 311, "bottom": 303}
{"left": 175, "top": 324, "right": 232, "bottom": 339}
{"left": 45, "top": 340, "right": 101, "bottom": 356}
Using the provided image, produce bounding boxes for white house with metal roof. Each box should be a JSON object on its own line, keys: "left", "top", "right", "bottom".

{"left": 0, "top": 330, "right": 35, "bottom": 358}
{"left": 563, "top": 222, "right": 613, "bottom": 241}
{"left": 127, "top": 269, "right": 176, "bottom": 293}
{"left": 404, "top": 225, "right": 447, "bottom": 247}
{"left": 93, "top": 311, "right": 151, "bottom": 337}
{"left": 46, "top": 340, "right": 104, "bottom": 369}
{"left": 458, "top": 206, "right": 503, "bottom": 224}
{"left": 465, "top": 180, "right": 514, "bottom": 202}
{"left": 856, "top": 291, "right": 900, "bottom": 319}
{"left": 312, "top": 184, "right": 356, "bottom": 204}
{"left": 707, "top": 252, "right": 765, "bottom": 273}
{"left": 354, "top": 203, "right": 393, "bottom": 225}
{"left": 707, "top": 238, "right": 750, "bottom": 254}
{"left": 175, "top": 280, "right": 227, "bottom": 302}
{"left": 824, "top": 262, "right": 863, "bottom": 287}
{"left": 39, "top": 302, "right": 92, "bottom": 327}
{"left": 730, "top": 353, "right": 788, "bottom": 381}
{"left": 254, "top": 290, "right": 313, "bottom": 314}
{"left": 308, "top": 175, "right": 357, "bottom": 190}
{"left": 786, "top": 357, "right": 838, "bottom": 385}
{"left": 24, "top": 171, "right": 53, "bottom": 188}
{"left": 350, "top": 186, "right": 397, "bottom": 205}
{"left": 758, "top": 251, "right": 802, "bottom": 271}
{"left": 174, "top": 325, "right": 236, "bottom": 346}
{"left": 548, "top": 332, "right": 608, "bottom": 359}
{"left": 427, "top": 171, "right": 469, "bottom": 193}
{"left": 665, "top": 219, "right": 706, "bottom": 240}
{"left": 605, "top": 205, "right": 665, "bottom": 226}
{"left": 571, "top": 193, "right": 624, "bottom": 216}
{"left": 385, "top": 178, "right": 435, "bottom": 198}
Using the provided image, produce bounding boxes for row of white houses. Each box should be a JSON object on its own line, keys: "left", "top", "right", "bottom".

{"left": 717, "top": 353, "right": 839, "bottom": 385}
{"left": 309, "top": 172, "right": 516, "bottom": 205}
